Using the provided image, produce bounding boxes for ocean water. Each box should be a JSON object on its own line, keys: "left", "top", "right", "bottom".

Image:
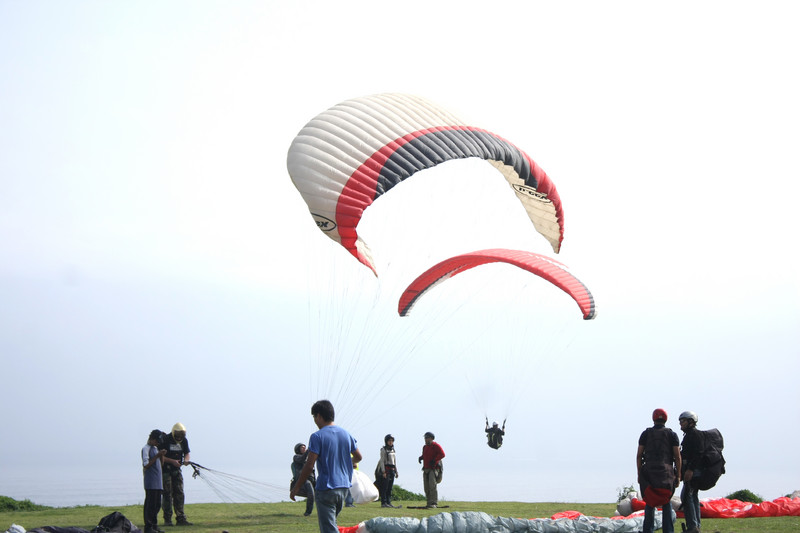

{"left": 0, "top": 465, "right": 287, "bottom": 508}
{"left": 2, "top": 463, "right": 622, "bottom": 507}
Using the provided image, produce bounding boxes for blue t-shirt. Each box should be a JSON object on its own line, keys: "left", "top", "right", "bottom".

{"left": 308, "top": 425, "right": 357, "bottom": 491}
{"left": 142, "top": 444, "right": 163, "bottom": 490}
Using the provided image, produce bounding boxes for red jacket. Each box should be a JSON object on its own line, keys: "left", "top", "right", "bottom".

{"left": 421, "top": 442, "right": 445, "bottom": 469}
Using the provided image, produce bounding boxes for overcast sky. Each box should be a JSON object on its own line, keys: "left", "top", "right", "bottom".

{"left": 1, "top": 1, "right": 799, "bottom": 507}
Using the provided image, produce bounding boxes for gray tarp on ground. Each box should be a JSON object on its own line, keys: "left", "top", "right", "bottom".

{"left": 360, "top": 510, "right": 673, "bottom": 533}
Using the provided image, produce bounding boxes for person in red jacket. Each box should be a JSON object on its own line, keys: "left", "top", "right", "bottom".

{"left": 418, "top": 432, "right": 445, "bottom": 508}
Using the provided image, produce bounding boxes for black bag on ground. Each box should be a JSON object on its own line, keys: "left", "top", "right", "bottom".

{"left": 692, "top": 428, "right": 726, "bottom": 490}
{"left": 91, "top": 512, "right": 141, "bottom": 533}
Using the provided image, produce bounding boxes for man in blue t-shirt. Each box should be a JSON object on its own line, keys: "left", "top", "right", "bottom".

{"left": 291, "top": 400, "right": 362, "bottom": 533}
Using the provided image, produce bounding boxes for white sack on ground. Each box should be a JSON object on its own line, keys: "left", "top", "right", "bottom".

{"left": 350, "top": 469, "right": 379, "bottom": 504}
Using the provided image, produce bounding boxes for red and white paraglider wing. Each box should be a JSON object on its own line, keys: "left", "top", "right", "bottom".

{"left": 398, "top": 248, "right": 596, "bottom": 320}
{"left": 287, "top": 94, "right": 564, "bottom": 275}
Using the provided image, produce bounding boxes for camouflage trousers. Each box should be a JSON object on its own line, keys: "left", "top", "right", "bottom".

{"left": 162, "top": 468, "right": 187, "bottom": 522}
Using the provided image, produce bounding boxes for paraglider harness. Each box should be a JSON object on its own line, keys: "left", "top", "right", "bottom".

{"left": 485, "top": 418, "right": 506, "bottom": 450}
{"left": 639, "top": 425, "right": 678, "bottom": 507}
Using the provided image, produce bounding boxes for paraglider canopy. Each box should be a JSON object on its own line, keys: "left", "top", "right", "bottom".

{"left": 398, "top": 248, "right": 596, "bottom": 320}
{"left": 287, "top": 93, "right": 564, "bottom": 275}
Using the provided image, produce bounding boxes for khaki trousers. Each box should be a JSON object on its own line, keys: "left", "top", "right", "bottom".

{"left": 422, "top": 468, "right": 438, "bottom": 506}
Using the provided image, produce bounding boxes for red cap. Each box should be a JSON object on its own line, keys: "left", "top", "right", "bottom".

{"left": 652, "top": 408, "right": 668, "bottom": 421}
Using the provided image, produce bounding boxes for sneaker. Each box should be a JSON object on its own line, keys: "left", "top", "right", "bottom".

{"left": 176, "top": 520, "right": 193, "bottom": 526}
{"left": 381, "top": 503, "right": 391, "bottom": 508}
{"left": 426, "top": 504, "right": 437, "bottom": 508}
{"left": 303, "top": 511, "right": 312, "bottom": 517}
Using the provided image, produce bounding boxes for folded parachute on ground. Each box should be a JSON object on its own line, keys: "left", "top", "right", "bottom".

{"left": 287, "top": 93, "right": 564, "bottom": 275}
{"left": 397, "top": 249, "right": 596, "bottom": 320}
{"left": 340, "top": 510, "right": 659, "bottom": 533}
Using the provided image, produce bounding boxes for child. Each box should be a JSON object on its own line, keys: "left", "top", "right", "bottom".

{"left": 142, "top": 430, "right": 167, "bottom": 533}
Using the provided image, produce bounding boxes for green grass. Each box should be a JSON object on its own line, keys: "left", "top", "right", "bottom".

{"left": 0, "top": 496, "right": 51, "bottom": 512}
{"left": 1, "top": 500, "right": 798, "bottom": 533}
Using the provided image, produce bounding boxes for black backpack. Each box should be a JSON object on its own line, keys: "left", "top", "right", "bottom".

{"left": 91, "top": 512, "right": 140, "bottom": 533}
{"left": 693, "top": 428, "right": 726, "bottom": 490}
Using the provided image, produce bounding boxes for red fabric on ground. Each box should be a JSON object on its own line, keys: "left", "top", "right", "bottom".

{"left": 631, "top": 496, "right": 800, "bottom": 518}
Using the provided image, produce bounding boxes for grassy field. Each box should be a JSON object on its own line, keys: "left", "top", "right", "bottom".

{"left": 2, "top": 500, "right": 798, "bottom": 533}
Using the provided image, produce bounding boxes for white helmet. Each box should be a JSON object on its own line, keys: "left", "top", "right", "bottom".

{"left": 679, "top": 411, "right": 698, "bottom": 423}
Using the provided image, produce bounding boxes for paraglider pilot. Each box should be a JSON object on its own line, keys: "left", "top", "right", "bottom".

{"left": 418, "top": 432, "right": 445, "bottom": 508}
{"left": 292, "top": 443, "right": 316, "bottom": 516}
{"left": 159, "top": 422, "right": 192, "bottom": 526}
{"left": 485, "top": 418, "right": 506, "bottom": 449}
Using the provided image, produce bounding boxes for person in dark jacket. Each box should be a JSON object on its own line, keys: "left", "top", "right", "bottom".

{"left": 292, "top": 443, "right": 316, "bottom": 516}
{"left": 636, "top": 409, "right": 681, "bottom": 533}
{"left": 679, "top": 411, "right": 702, "bottom": 533}
{"left": 485, "top": 418, "right": 505, "bottom": 449}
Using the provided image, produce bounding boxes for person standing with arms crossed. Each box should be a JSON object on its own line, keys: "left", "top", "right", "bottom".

{"left": 142, "top": 430, "right": 167, "bottom": 533}
{"left": 418, "top": 432, "right": 445, "bottom": 509}
{"left": 290, "top": 400, "right": 362, "bottom": 533}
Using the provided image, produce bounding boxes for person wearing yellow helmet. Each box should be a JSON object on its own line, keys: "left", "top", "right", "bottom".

{"left": 159, "top": 423, "right": 192, "bottom": 526}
